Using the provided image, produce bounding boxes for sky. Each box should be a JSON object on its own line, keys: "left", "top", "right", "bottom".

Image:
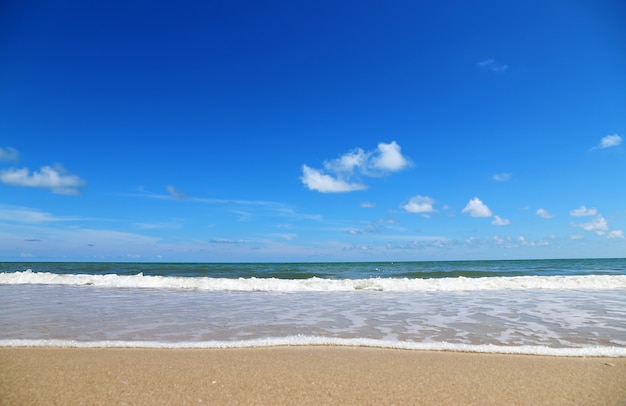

{"left": 1, "top": 0, "right": 625, "bottom": 262}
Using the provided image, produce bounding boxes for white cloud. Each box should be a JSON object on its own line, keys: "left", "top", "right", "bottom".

{"left": 569, "top": 205, "right": 597, "bottom": 217}
{"left": 536, "top": 208, "right": 553, "bottom": 219}
{"left": 492, "top": 173, "right": 511, "bottom": 182}
{"left": 491, "top": 215, "right": 510, "bottom": 225}
{"left": 360, "top": 201, "right": 376, "bottom": 208}
{"left": 0, "top": 165, "right": 86, "bottom": 195}
{"left": 0, "top": 146, "right": 19, "bottom": 161}
{"left": 134, "top": 220, "right": 183, "bottom": 230}
{"left": 208, "top": 238, "right": 247, "bottom": 244}
{"left": 347, "top": 224, "right": 379, "bottom": 235}
{"left": 300, "top": 165, "right": 367, "bottom": 193}
{"left": 518, "top": 236, "right": 549, "bottom": 247}
{"left": 462, "top": 197, "right": 492, "bottom": 217}
{"left": 570, "top": 234, "right": 584, "bottom": 240}
{"left": 0, "top": 205, "right": 79, "bottom": 223}
{"left": 371, "top": 141, "right": 411, "bottom": 172}
{"left": 573, "top": 215, "right": 609, "bottom": 235}
{"left": 167, "top": 185, "right": 187, "bottom": 200}
{"left": 591, "top": 134, "right": 621, "bottom": 150}
{"left": 607, "top": 230, "right": 624, "bottom": 239}
{"left": 402, "top": 195, "right": 436, "bottom": 214}
{"left": 478, "top": 59, "right": 508, "bottom": 73}
{"left": 301, "top": 141, "right": 411, "bottom": 193}
{"left": 324, "top": 148, "right": 368, "bottom": 174}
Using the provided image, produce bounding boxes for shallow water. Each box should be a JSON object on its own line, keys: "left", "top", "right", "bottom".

{"left": 1, "top": 259, "right": 625, "bottom": 356}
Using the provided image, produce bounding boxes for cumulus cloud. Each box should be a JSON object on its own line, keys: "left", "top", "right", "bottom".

{"left": 0, "top": 147, "right": 19, "bottom": 161}
{"left": 569, "top": 205, "right": 597, "bottom": 217}
{"left": 492, "top": 173, "right": 511, "bottom": 182}
{"left": 462, "top": 197, "right": 492, "bottom": 218}
{"left": 324, "top": 148, "right": 368, "bottom": 174}
{"left": 402, "top": 195, "right": 436, "bottom": 214}
{"left": 301, "top": 141, "right": 411, "bottom": 193}
{"left": 536, "top": 208, "right": 553, "bottom": 219}
{"left": 0, "top": 165, "right": 86, "bottom": 195}
{"left": 608, "top": 230, "right": 624, "bottom": 239}
{"left": 301, "top": 165, "right": 367, "bottom": 193}
{"left": 371, "top": 141, "right": 411, "bottom": 171}
{"left": 590, "top": 134, "right": 621, "bottom": 150}
{"left": 573, "top": 215, "right": 609, "bottom": 235}
{"left": 491, "top": 215, "right": 510, "bottom": 225}
{"left": 478, "top": 59, "right": 508, "bottom": 73}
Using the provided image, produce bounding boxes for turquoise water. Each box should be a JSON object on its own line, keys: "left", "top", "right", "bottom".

{"left": 4, "top": 257, "right": 626, "bottom": 278}
{"left": 1, "top": 258, "right": 625, "bottom": 356}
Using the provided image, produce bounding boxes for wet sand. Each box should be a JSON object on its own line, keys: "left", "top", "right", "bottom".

{"left": 1, "top": 346, "right": 625, "bottom": 405}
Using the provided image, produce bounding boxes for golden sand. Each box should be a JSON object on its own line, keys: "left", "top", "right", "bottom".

{"left": 1, "top": 346, "right": 625, "bottom": 405}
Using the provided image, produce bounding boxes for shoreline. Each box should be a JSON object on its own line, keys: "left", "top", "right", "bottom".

{"left": 2, "top": 346, "right": 625, "bottom": 405}
{"left": 2, "top": 339, "right": 626, "bottom": 358}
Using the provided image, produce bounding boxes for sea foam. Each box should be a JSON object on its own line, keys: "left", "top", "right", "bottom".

{"left": 2, "top": 337, "right": 626, "bottom": 357}
{"left": 2, "top": 270, "right": 626, "bottom": 292}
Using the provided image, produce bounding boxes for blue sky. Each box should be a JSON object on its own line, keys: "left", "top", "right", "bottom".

{"left": 1, "top": 0, "right": 625, "bottom": 262}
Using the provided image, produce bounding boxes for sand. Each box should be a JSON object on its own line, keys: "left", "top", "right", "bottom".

{"left": 1, "top": 346, "right": 625, "bottom": 405}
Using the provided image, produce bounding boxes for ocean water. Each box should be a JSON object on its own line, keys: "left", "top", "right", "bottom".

{"left": 1, "top": 259, "right": 625, "bottom": 357}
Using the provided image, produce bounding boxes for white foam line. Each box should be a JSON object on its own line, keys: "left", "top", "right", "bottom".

{"left": 2, "top": 337, "right": 625, "bottom": 357}
{"left": 2, "top": 271, "right": 626, "bottom": 292}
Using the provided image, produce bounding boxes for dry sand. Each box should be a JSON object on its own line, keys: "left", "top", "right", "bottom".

{"left": 1, "top": 346, "right": 625, "bottom": 405}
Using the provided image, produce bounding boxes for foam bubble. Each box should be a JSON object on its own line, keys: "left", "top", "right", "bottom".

{"left": 2, "top": 337, "right": 625, "bottom": 357}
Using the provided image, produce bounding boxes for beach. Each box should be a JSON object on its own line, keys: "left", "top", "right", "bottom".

{"left": 2, "top": 346, "right": 625, "bottom": 405}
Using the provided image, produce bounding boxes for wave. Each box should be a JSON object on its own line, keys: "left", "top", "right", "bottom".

{"left": 1, "top": 336, "right": 625, "bottom": 357}
{"left": 2, "top": 270, "right": 626, "bottom": 292}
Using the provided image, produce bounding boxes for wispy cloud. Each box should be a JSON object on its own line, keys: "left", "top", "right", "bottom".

{"left": 166, "top": 185, "right": 188, "bottom": 200}
{"left": 492, "top": 173, "right": 511, "bottom": 182}
{"left": 0, "top": 165, "right": 86, "bottom": 195}
{"left": 0, "top": 205, "right": 80, "bottom": 223}
{"left": 478, "top": 59, "right": 508, "bottom": 73}
{"left": 301, "top": 141, "right": 412, "bottom": 193}
{"left": 491, "top": 215, "right": 510, "bottom": 226}
{"left": 492, "top": 235, "right": 549, "bottom": 248}
{"left": 133, "top": 220, "right": 183, "bottom": 230}
{"left": 517, "top": 236, "right": 549, "bottom": 247}
{"left": 608, "top": 230, "right": 624, "bottom": 239}
{"left": 208, "top": 238, "right": 247, "bottom": 244}
{"left": 569, "top": 205, "right": 597, "bottom": 217}
{"left": 0, "top": 146, "right": 19, "bottom": 162}
{"left": 360, "top": 201, "right": 376, "bottom": 208}
{"left": 590, "top": 134, "right": 621, "bottom": 151}
{"left": 347, "top": 218, "right": 396, "bottom": 235}
{"left": 347, "top": 224, "right": 380, "bottom": 235}
{"left": 536, "top": 208, "right": 553, "bottom": 219}
{"left": 462, "top": 197, "right": 492, "bottom": 218}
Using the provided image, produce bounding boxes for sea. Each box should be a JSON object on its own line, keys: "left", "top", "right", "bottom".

{"left": 1, "top": 258, "right": 626, "bottom": 357}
